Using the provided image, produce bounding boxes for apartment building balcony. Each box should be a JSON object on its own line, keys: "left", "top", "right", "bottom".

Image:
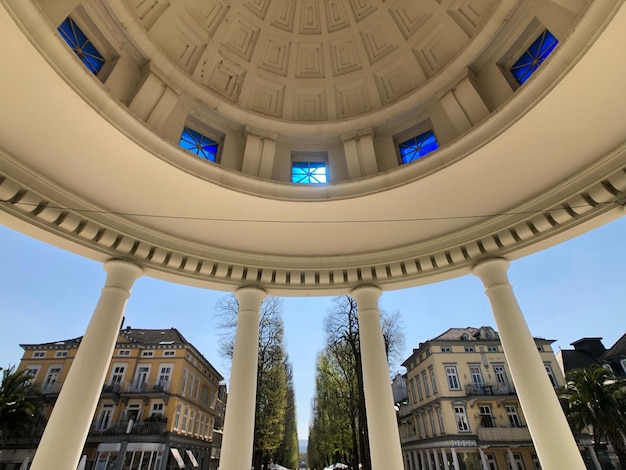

{"left": 41, "top": 382, "right": 62, "bottom": 398}
{"left": 477, "top": 426, "right": 531, "bottom": 443}
{"left": 90, "top": 419, "right": 168, "bottom": 437}
{"left": 120, "top": 381, "right": 172, "bottom": 403}
{"left": 465, "top": 383, "right": 515, "bottom": 396}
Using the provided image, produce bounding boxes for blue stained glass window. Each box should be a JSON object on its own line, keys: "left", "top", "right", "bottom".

{"left": 399, "top": 130, "right": 439, "bottom": 164}
{"left": 179, "top": 127, "right": 219, "bottom": 162}
{"left": 57, "top": 17, "right": 106, "bottom": 75}
{"left": 292, "top": 162, "right": 327, "bottom": 184}
{"left": 510, "top": 29, "right": 559, "bottom": 86}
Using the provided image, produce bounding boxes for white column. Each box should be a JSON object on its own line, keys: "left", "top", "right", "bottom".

{"left": 219, "top": 287, "right": 266, "bottom": 470}
{"left": 413, "top": 451, "right": 420, "bottom": 470}
{"left": 451, "top": 448, "right": 460, "bottom": 470}
{"left": 587, "top": 446, "right": 602, "bottom": 470}
{"left": 432, "top": 449, "right": 441, "bottom": 470}
{"left": 352, "top": 286, "right": 404, "bottom": 470}
{"left": 478, "top": 448, "right": 489, "bottom": 470}
{"left": 420, "top": 451, "right": 427, "bottom": 470}
{"left": 507, "top": 448, "right": 519, "bottom": 470}
{"left": 473, "top": 258, "right": 586, "bottom": 470}
{"left": 441, "top": 449, "right": 450, "bottom": 470}
{"left": 426, "top": 449, "right": 434, "bottom": 470}
{"left": 31, "top": 260, "right": 142, "bottom": 470}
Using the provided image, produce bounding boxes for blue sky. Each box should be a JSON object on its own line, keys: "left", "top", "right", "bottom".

{"left": 1, "top": 217, "right": 625, "bottom": 439}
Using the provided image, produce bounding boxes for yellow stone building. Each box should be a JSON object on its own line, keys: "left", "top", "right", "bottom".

{"left": 14, "top": 327, "right": 225, "bottom": 470}
{"left": 396, "top": 326, "right": 596, "bottom": 470}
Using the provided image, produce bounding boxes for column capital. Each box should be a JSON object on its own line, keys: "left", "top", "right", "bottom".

{"left": 472, "top": 257, "right": 510, "bottom": 288}
{"left": 103, "top": 259, "right": 143, "bottom": 290}
{"left": 235, "top": 286, "right": 266, "bottom": 312}
{"left": 350, "top": 285, "right": 381, "bottom": 310}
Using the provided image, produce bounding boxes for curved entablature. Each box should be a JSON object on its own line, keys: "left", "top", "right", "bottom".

{"left": 1, "top": 0, "right": 626, "bottom": 296}
{"left": 1, "top": 162, "right": 625, "bottom": 295}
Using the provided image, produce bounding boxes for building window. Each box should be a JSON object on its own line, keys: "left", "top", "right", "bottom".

{"left": 210, "top": 390, "right": 217, "bottom": 408}
{"left": 33, "top": 351, "right": 46, "bottom": 358}
{"left": 506, "top": 452, "right": 526, "bottom": 470}
{"left": 436, "top": 407, "right": 445, "bottom": 434}
{"left": 173, "top": 403, "right": 182, "bottom": 429}
{"left": 409, "top": 379, "right": 416, "bottom": 404}
{"left": 193, "top": 377, "right": 200, "bottom": 400}
{"left": 445, "top": 366, "right": 461, "bottom": 390}
{"left": 291, "top": 161, "right": 328, "bottom": 184}
{"left": 55, "top": 350, "right": 68, "bottom": 358}
{"left": 416, "top": 414, "right": 423, "bottom": 438}
{"left": 486, "top": 454, "right": 498, "bottom": 470}
{"left": 179, "top": 127, "right": 219, "bottom": 162}
{"left": 151, "top": 402, "right": 164, "bottom": 417}
{"left": 421, "top": 412, "right": 429, "bottom": 437}
{"left": 620, "top": 358, "right": 626, "bottom": 375}
{"left": 441, "top": 346, "right": 451, "bottom": 353}
{"left": 429, "top": 367, "right": 438, "bottom": 394}
{"left": 479, "top": 405, "right": 496, "bottom": 427}
{"left": 416, "top": 376, "right": 424, "bottom": 401}
{"left": 181, "top": 368, "right": 188, "bottom": 395}
{"left": 24, "top": 366, "right": 41, "bottom": 381}
{"left": 43, "top": 366, "right": 62, "bottom": 393}
{"left": 141, "top": 351, "right": 154, "bottom": 357}
{"left": 399, "top": 130, "right": 439, "bottom": 164}
{"left": 510, "top": 29, "right": 558, "bottom": 86}
{"left": 133, "top": 366, "right": 150, "bottom": 391}
{"left": 493, "top": 364, "right": 510, "bottom": 392}
{"left": 506, "top": 404, "right": 522, "bottom": 427}
{"left": 544, "top": 364, "right": 558, "bottom": 388}
{"left": 108, "top": 364, "right": 126, "bottom": 387}
{"left": 487, "top": 346, "right": 498, "bottom": 352}
{"left": 464, "top": 346, "right": 475, "bottom": 353}
{"left": 181, "top": 406, "right": 189, "bottom": 431}
{"left": 96, "top": 404, "right": 115, "bottom": 431}
{"left": 453, "top": 405, "right": 470, "bottom": 432}
{"left": 188, "top": 409, "right": 195, "bottom": 434}
{"left": 57, "top": 17, "right": 106, "bottom": 75}
{"left": 428, "top": 409, "right": 437, "bottom": 436}
{"left": 469, "top": 364, "right": 484, "bottom": 387}
{"left": 422, "top": 371, "right": 430, "bottom": 397}
{"left": 189, "top": 373, "right": 195, "bottom": 397}
{"left": 118, "top": 349, "right": 131, "bottom": 356}
{"left": 157, "top": 365, "right": 172, "bottom": 390}
{"left": 163, "top": 350, "right": 176, "bottom": 357}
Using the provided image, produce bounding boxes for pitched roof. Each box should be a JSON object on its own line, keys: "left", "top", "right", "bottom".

{"left": 601, "top": 332, "right": 626, "bottom": 361}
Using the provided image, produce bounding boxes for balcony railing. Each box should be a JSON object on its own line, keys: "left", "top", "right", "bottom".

{"left": 91, "top": 419, "right": 167, "bottom": 436}
{"left": 122, "top": 380, "right": 171, "bottom": 394}
{"left": 41, "top": 382, "right": 62, "bottom": 394}
{"left": 464, "top": 383, "right": 515, "bottom": 396}
{"left": 477, "top": 426, "right": 531, "bottom": 442}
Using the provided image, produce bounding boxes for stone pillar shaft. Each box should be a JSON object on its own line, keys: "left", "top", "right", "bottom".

{"left": 473, "top": 258, "right": 586, "bottom": 470}
{"left": 219, "top": 287, "right": 266, "bottom": 470}
{"left": 31, "top": 260, "right": 142, "bottom": 470}
{"left": 352, "top": 286, "right": 404, "bottom": 469}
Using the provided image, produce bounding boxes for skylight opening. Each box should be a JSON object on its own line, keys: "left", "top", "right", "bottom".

{"left": 57, "top": 17, "right": 105, "bottom": 75}
{"left": 179, "top": 127, "right": 219, "bottom": 162}
{"left": 399, "top": 130, "right": 439, "bottom": 164}
{"left": 292, "top": 161, "right": 328, "bottom": 184}
{"left": 510, "top": 29, "right": 559, "bottom": 86}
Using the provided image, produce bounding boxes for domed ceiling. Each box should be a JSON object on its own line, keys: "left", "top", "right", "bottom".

{"left": 0, "top": 0, "right": 625, "bottom": 294}
{"left": 128, "top": 0, "right": 498, "bottom": 122}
